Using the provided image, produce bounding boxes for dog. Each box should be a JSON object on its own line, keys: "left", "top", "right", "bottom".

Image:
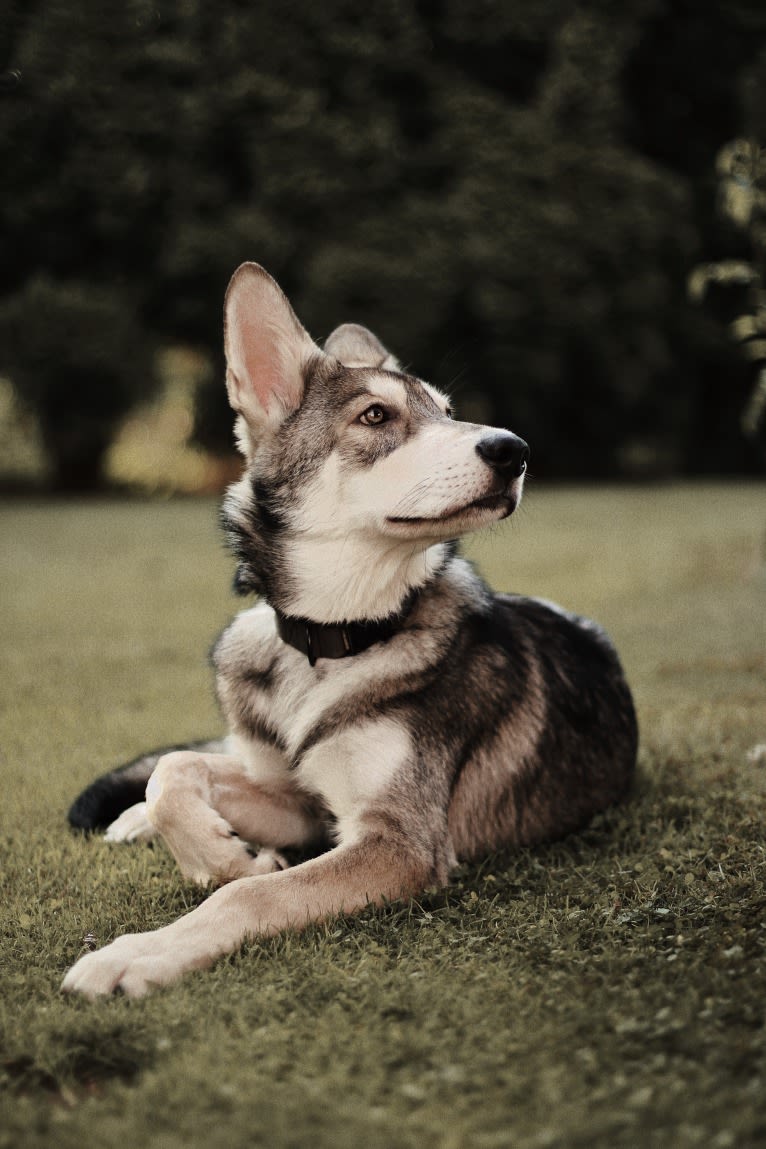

{"left": 62, "top": 263, "right": 637, "bottom": 998}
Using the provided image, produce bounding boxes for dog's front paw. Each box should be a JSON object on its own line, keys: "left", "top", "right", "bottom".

{"left": 61, "top": 931, "right": 185, "bottom": 999}
{"left": 249, "top": 847, "right": 288, "bottom": 875}
{"left": 103, "top": 802, "right": 157, "bottom": 844}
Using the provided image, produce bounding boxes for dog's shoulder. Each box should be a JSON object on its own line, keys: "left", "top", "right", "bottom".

{"left": 485, "top": 591, "right": 618, "bottom": 651}
{"left": 427, "top": 566, "right": 633, "bottom": 721}
{"left": 426, "top": 558, "right": 616, "bottom": 661}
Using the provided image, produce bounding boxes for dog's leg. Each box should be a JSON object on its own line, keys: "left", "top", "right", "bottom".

{"left": 62, "top": 824, "right": 438, "bottom": 999}
{"left": 103, "top": 802, "right": 157, "bottom": 843}
{"left": 144, "top": 750, "right": 320, "bottom": 885}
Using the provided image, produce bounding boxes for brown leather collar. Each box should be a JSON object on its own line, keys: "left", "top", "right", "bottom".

{"left": 274, "top": 592, "right": 418, "bottom": 666}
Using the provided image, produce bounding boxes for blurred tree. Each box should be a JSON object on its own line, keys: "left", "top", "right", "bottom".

{"left": 290, "top": 5, "right": 696, "bottom": 475}
{"left": 0, "top": 277, "right": 153, "bottom": 490}
{"left": 623, "top": 0, "right": 766, "bottom": 471}
{"left": 0, "top": 0, "right": 165, "bottom": 487}
{"left": 1, "top": 0, "right": 766, "bottom": 486}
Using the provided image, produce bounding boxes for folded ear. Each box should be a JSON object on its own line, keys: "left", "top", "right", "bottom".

{"left": 224, "top": 263, "right": 320, "bottom": 431}
{"left": 324, "top": 323, "right": 400, "bottom": 371}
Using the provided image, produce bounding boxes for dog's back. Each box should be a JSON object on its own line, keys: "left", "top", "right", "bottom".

{"left": 444, "top": 587, "right": 636, "bottom": 856}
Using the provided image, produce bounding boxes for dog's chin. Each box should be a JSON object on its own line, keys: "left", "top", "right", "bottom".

{"left": 385, "top": 490, "right": 518, "bottom": 539}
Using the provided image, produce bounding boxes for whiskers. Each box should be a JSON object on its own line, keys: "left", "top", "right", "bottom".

{"left": 388, "top": 476, "right": 438, "bottom": 519}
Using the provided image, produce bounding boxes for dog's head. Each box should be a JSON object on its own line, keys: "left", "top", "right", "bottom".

{"left": 222, "top": 263, "right": 528, "bottom": 621}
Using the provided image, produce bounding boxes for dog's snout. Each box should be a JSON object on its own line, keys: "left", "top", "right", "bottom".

{"left": 475, "top": 432, "right": 530, "bottom": 478}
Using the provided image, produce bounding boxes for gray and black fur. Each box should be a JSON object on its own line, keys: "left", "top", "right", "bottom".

{"left": 68, "top": 740, "right": 226, "bottom": 831}
{"left": 61, "top": 262, "right": 640, "bottom": 1000}
{"left": 68, "top": 263, "right": 637, "bottom": 865}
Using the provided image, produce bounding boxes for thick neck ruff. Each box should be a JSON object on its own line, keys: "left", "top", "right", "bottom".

{"left": 274, "top": 591, "right": 419, "bottom": 666}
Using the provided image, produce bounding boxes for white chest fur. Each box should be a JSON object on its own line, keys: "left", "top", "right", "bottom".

{"left": 215, "top": 603, "right": 415, "bottom": 834}
{"left": 296, "top": 719, "right": 411, "bottom": 842}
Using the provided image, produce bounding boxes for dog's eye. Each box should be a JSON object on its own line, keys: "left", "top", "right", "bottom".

{"left": 445, "top": 406, "right": 454, "bottom": 419}
{"left": 359, "top": 405, "right": 388, "bottom": 426}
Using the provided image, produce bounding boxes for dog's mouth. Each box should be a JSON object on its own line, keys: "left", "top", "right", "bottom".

{"left": 387, "top": 490, "right": 517, "bottom": 529}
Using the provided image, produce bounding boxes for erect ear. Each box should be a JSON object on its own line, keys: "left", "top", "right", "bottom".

{"left": 323, "top": 323, "right": 400, "bottom": 371}
{"left": 223, "top": 263, "right": 321, "bottom": 432}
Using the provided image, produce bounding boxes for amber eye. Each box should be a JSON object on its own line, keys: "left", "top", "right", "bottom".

{"left": 359, "top": 405, "right": 387, "bottom": 426}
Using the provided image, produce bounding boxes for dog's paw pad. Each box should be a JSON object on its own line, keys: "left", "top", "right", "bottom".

{"left": 104, "top": 802, "right": 157, "bottom": 844}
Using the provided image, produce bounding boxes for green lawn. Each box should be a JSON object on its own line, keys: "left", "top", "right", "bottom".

{"left": 1, "top": 484, "right": 765, "bottom": 1149}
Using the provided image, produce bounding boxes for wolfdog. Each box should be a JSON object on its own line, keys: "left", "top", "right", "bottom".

{"left": 62, "top": 263, "right": 637, "bottom": 998}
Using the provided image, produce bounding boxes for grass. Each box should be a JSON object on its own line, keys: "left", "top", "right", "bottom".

{"left": 0, "top": 483, "right": 765, "bottom": 1149}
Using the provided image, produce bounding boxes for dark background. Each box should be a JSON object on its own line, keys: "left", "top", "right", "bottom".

{"left": 1, "top": 0, "right": 765, "bottom": 490}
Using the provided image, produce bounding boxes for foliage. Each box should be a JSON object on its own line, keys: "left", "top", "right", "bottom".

{"left": 687, "top": 39, "right": 766, "bottom": 454}
{"left": 0, "top": 276, "right": 153, "bottom": 489}
{"left": 1, "top": 1, "right": 766, "bottom": 484}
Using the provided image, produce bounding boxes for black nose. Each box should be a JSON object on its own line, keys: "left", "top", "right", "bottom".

{"left": 475, "top": 432, "right": 530, "bottom": 478}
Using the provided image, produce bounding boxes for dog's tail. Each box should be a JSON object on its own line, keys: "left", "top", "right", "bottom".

{"left": 67, "top": 738, "right": 227, "bottom": 831}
